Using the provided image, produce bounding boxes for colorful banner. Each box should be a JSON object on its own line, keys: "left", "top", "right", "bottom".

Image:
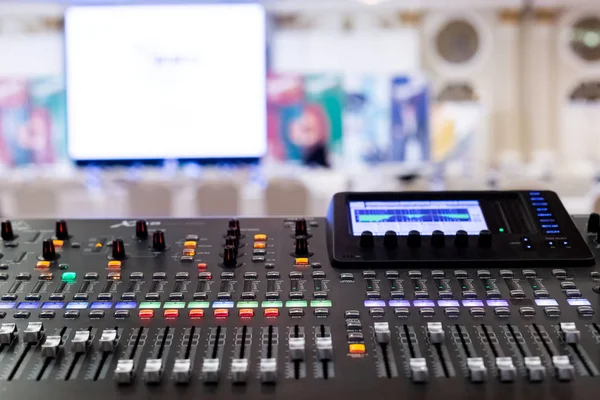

{"left": 0, "top": 77, "right": 66, "bottom": 166}
{"left": 267, "top": 74, "right": 344, "bottom": 168}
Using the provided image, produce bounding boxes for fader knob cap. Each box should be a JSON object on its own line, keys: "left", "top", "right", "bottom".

{"left": 407, "top": 230, "right": 421, "bottom": 248}
{"left": 588, "top": 213, "right": 600, "bottom": 234}
{"left": 454, "top": 230, "right": 468, "bottom": 248}
{"left": 111, "top": 239, "right": 126, "bottom": 260}
{"left": 295, "top": 219, "right": 308, "bottom": 237}
{"left": 42, "top": 239, "right": 56, "bottom": 261}
{"left": 294, "top": 235, "right": 309, "bottom": 256}
{"left": 478, "top": 230, "right": 492, "bottom": 249}
{"left": 1, "top": 220, "right": 14, "bottom": 241}
{"left": 359, "top": 231, "right": 374, "bottom": 248}
{"left": 431, "top": 230, "right": 445, "bottom": 248}
{"left": 383, "top": 231, "right": 398, "bottom": 249}
{"left": 222, "top": 245, "right": 237, "bottom": 267}
{"left": 55, "top": 220, "right": 69, "bottom": 240}
{"left": 135, "top": 220, "right": 148, "bottom": 240}
{"left": 152, "top": 230, "right": 166, "bottom": 252}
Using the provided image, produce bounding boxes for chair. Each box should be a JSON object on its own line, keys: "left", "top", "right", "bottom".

{"left": 195, "top": 180, "right": 241, "bottom": 216}
{"left": 265, "top": 178, "right": 310, "bottom": 216}
{"left": 12, "top": 183, "right": 59, "bottom": 218}
{"left": 126, "top": 182, "right": 173, "bottom": 217}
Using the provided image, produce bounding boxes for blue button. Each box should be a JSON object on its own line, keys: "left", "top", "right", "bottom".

{"left": 532, "top": 202, "right": 548, "bottom": 207}
{"left": 42, "top": 302, "right": 64, "bottom": 309}
{"left": 413, "top": 300, "right": 435, "bottom": 307}
{"left": 529, "top": 192, "right": 541, "bottom": 196}
{"left": 115, "top": 301, "right": 137, "bottom": 309}
{"left": 17, "top": 302, "right": 40, "bottom": 309}
{"left": 90, "top": 301, "right": 113, "bottom": 309}
{"left": 536, "top": 208, "right": 548, "bottom": 212}
{"left": 530, "top": 197, "right": 545, "bottom": 201}
{"left": 0, "top": 302, "right": 15, "bottom": 309}
{"left": 486, "top": 299, "right": 509, "bottom": 307}
{"left": 66, "top": 302, "right": 89, "bottom": 309}
{"left": 538, "top": 213, "right": 552, "bottom": 217}
{"left": 364, "top": 300, "right": 386, "bottom": 307}
{"left": 542, "top": 224, "right": 559, "bottom": 228}
{"left": 545, "top": 230, "right": 561, "bottom": 235}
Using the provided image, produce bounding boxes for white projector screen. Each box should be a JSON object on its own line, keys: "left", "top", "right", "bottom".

{"left": 65, "top": 4, "right": 267, "bottom": 163}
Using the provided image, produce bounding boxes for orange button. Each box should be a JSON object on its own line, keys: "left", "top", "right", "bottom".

{"left": 239, "top": 308, "right": 254, "bottom": 318}
{"left": 295, "top": 258, "right": 309, "bottom": 265}
{"left": 184, "top": 241, "right": 197, "bottom": 249}
{"left": 214, "top": 309, "right": 229, "bottom": 318}
{"left": 197, "top": 263, "right": 207, "bottom": 270}
{"left": 164, "top": 309, "right": 179, "bottom": 319}
{"left": 254, "top": 234, "right": 267, "bottom": 241}
{"left": 139, "top": 309, "right": 154, "bottom": 319}
{"left": 52, "top": 240, "right": 64, "bottom": 248}
{"left": 107, "top": 272, "right": 121, "bottom": 281}
{"left": 253, "top": 242, "right": 266, "bottom": 249}
{"left": 36, "top": 261, "right": 51, "bottom": 269}
{"left": 95, "top": 243, "right": 103, "bottom": 248}
{"left": 107, "top": 260, "right": 122, "bottom": 269}
{"left": 189, "top": 309, "right": 204, "bottom": 319}
{"left": 264, "top": 308, "right": 279, "bottom": 318}
{"left": 349, "top": 344, "right": 366, "bottom": 355}
{"left": 183, "top": 249, "right": 195, "bottom": 257}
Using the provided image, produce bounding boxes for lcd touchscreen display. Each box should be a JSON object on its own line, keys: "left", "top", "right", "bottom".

{"left": 349, "top": 200, "right": 489, "bottom": 236}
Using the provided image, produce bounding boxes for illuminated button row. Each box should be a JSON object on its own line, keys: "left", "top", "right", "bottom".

{"left": 0, "top": 300, "right": 334, "bottom": 310}
{"left": 138, "top": 307, "right": 280, "bottom": 319}
{"left": 363, "top": 299, "right": 580, "bottom": 307}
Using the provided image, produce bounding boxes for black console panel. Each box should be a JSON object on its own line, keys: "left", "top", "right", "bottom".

{"left": 0, "top": 191, "right": 598, "bottom": 399}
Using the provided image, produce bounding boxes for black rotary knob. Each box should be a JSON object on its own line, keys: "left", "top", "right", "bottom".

{"left": 42, "top": 239, "right": 56, "bottom": 261}
{"left": 135, "top": 220, "right": 148, "bottom": 240}
{"left": 222, "top": 245, "right": 237, "bottom": 267}
{"left": 478, "top": 230, "right": 492, "bottom": 248}
{"left": 55, "top": 220, "right": 69, "bottom": 240}
{"left": 431, "top": 230, "right": 445, "bottom": 248}
{"left": 112, "top": 239, "right": 126, "bottom": 260}
{"left": 227, "top": 227, "right": 241, "bottom": 239}
{"left": 294, "top": 235, "right": 309, "bottom": 256}
{"left": 295, "top": 219, "right": 308, "bottom": 237}
{"left": 229, "top": 219, "right": 240, "bottom": 231}
{"left": 225, "top": 235, "right": 239, "bottom": 250}
{"left": 360, "top": 231, "right": 374, "bottom": 248}
{"left": 588, "top": 213, "right": 600, "bottom": 234}
{"left": 407, "top": 230, "right": 421, "bottom": 248}
{"left": 383, "top": 231, "right": 398, "bottom": 249}
{"left": 1, "top": 220, "right": 14, "bottom": 241}
{"left": 455, "top": 230, "right": 469, "bottom": 248}
{"left": 152, "top": 230, "right": 167, "bottom": 251}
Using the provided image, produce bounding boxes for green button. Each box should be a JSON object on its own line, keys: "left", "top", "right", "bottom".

{"left": 187, "top": 301, "right": 210, "bottom": 309}
{"left": 286, "top": 300, "right": 308, "bottom": 308}
{"left": 237, "top": 301, "right": 259, "bottom": 308}
{"left": 139, "top": 301, "right": 161, "bottom": 309}
{"left": 261, "top": 301, "right": 283, "bottom": 308}
{"left": 59, "top": 264, "right": 69, "bottom": 270}
{"left": 61, "top": 272, "right": 76, "bottom": 282}
{"left": 310, "top": 300, "right": 332, "bottom": 307}
{"left": 163, "top": 302, "right": 186, "bottom": 309}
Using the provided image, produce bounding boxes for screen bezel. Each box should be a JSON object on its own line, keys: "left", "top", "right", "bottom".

{"left": 64, "top": 3, "right": 268, "bottom": 166}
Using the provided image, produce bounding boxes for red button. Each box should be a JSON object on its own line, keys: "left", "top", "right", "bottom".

{"left": 189, "top": 309, "right": 204, "bottom": 319}
{"left": 214, "top": 308, "right": 229, "bottom": 318}
{"left": 197, "top": 263, "right": 207, "bottom": 270}
{"left": 139, "top": 309, "right": 154, "bottom": 319}
{"left": 239, "top": 308, "right": 254, "bottom": 318}
{"left": 164, "top": 309, "right": 179, "bottom": 319}
{"left": 264, "top": 308, "right": 279, "bottom": 318}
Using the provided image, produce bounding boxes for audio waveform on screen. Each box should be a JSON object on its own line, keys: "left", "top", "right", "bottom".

{"left": 355, "top": 209, "right": 472, "bottom": 223}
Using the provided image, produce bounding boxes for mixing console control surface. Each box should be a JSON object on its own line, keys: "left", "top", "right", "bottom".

{"left": 0, "top": 191, "right": 599, "bottom": 399}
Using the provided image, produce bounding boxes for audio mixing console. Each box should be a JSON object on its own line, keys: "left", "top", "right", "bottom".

{"left": 0, "top": 190, "right": 598, "bottom": 399}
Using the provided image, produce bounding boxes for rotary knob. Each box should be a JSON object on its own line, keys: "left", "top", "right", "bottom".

{"left": 431, "top": 230, "right": 445, "bottom": 248}
{"left": 152, "top": 230, "right": 166, "bottom": 252}
{"left": 227, "top": 228, "right": 241, "bottom": 239}
{"left": 295, "top": 235, "right": 309, "bottom": 256}
{"left": 42, "top": 239, "right": 57, "bottom": 261}
{"left": 454, "top": 230, "right": 468, "bottom": 248}
{"left": 407, "top": 230, "right": 421, "bottom": 248}
{"left": 359, "top": 231, "right": 374, "bottom": 248}
{"left": 111, "top": 239, "right": 126, "bottom": 260}
{"left": 55, "top": 220, "right": 70, "bottom": 240}
{"left": 135, "top": 220, "right": 148, "bottom": 240}
{"left": 1, "top": 220, "right": 14, "bottom": 241}
{"left": 225, "top": 235, "right": 239, "bottom": 250}
{"left": 295, "top": 219, "right": 308, "bottom": 237}
{"left": 222, "top": 245, "right": 237, "bottom": 267}
{"left": 478, "top": 230, "right": 492, "bottom": 249}
{"left": 383, "top": 231, "right": 398, "bottom": 249}
{"left": 588, "top": 213, "right": 600, "bottom": 234}
{"left": 229, "top": 219, "right": 240, "bottom": 231}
